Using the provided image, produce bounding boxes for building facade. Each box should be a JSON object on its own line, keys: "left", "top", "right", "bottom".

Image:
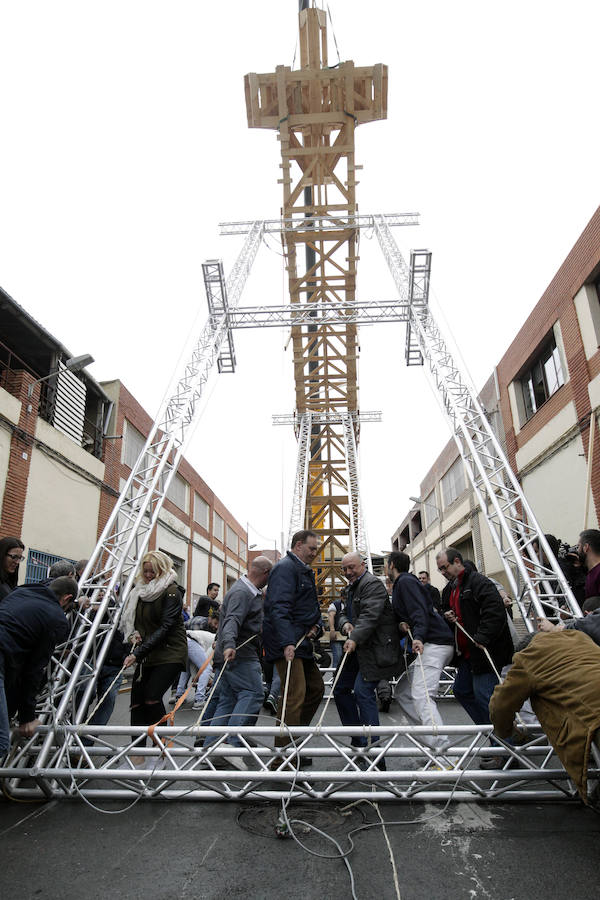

{"left": 0, "top": 287, "right": 248, "bottom": 606}
{"left": 393, "top": 205, "right": 600, "bottom": 595}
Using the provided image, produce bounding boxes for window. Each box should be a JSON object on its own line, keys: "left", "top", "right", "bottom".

{"left": 226, "top": 525, "right": 238, "bottom": 554}
{"left": 423, "top": 490, "right": 439, "bottom": 527}
{"left": 159, "top": 548, "right": 185, "bottom": 585}
{"left": 441, "top": 458, "right": 466, "bottom": 508}
{"left": 239, "top": 540, "right": 247, "bottom": 560}
{"left": 213, "top": 512, "right": 224, "bottom": 543}
{"left": 166, "top": 472, "right": 188, "bottom": 511}
{"left": 521, "top": 335, "right": 564, "bottom": 421}
{"left": 124, "top": 421, "right": 146, "bottom": 470}
{"left": 194, "top": 493, "right": 209, "bottom": 529}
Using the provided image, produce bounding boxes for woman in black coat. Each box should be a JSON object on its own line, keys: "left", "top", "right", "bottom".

{"left": 0, "top": 537, "right": 25, "bottom": 602}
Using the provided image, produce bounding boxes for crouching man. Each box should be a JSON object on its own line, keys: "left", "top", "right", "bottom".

{"left": 489, "top": 630, "right": 600, "bottom": 805}
{"left": 0, "top": 576, "right": 77, "bottom": 757}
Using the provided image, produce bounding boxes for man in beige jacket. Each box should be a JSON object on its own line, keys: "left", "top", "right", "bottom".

{"left": 489, "top": 629, "right": 600, "bottom": 803}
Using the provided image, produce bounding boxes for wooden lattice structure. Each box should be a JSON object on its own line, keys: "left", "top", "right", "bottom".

{"left": 244, "top": 6, "right": 387, "bottom": 603}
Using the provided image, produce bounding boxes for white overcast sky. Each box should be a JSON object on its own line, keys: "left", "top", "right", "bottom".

{"left": 1, "top": 1, "right": 599, "bottom": 554}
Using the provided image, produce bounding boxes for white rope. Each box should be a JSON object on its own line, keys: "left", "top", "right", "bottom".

{"left": 314, "top": 648, "right": 349, "bottom": 729}
{"left": 405, "top": 627, "right": 438, "bottom": 732}
{"left": 278, "top": 633, "right": 310, "bottom": 734}
{"left": 452, "top": 619, "right": 525, "bottom": 728}
{"left": 194, "top": 632, "right": 259, "bottom": 725}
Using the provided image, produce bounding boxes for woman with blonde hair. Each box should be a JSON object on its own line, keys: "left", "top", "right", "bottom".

{"left": 122, "top": 550, "right": 187, "bottom": 727}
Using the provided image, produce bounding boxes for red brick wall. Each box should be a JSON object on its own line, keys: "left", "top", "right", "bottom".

{"left": 496, "top": 205, "right": 600, "bottom": 514}
{"left": 0, "top": 371, "right": 39, "bottom": 538}
{"left": 100, "top": 381, "right": 249, "bottom": 588}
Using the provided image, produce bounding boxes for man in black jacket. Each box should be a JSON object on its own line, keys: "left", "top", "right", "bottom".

{"left": 388, "top": 552, "right": 454, "bottom": 756}
{"left": 436, "top": 547, "right": 513, "bottom": 740}
{"left": 0, "top": 576, "right": 77, "bottom": 756}
{"left": 335, "top": 552, "right": 400, "bottom": 754}
{"left": 263, "top": 530, "right": 324, "bottom": 752}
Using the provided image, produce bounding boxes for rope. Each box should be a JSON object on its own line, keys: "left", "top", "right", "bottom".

{"left": 314, "top": 648, "right": 349, "bottom": 729}
{"left": 405, "top": 626, "right": 438, "bottom": 732}
{"left": 452, "top": 619, "right": 525, "bottom": 728}
{"left": 278, "top": 633, "right": 311, "bottom": 734}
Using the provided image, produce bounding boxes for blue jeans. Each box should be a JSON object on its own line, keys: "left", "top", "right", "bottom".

{"left": 0, "top": 651, "right": 10, "bottom": 755}
{"left": 330, "top": 641, "right": 343, "bottom": 669}
{"left": 176, "top": 639, "right": 212, "bottom": 703}
{"left": 204, "top": 657, "right": 264, "bottom": 748}
{"left": 333, "top": 653, "right": 380, "bottom": 747}
{"left": 268, "top": 664, "right": 281, "bottom": 700}
{"left": 453, "top": 658, "right": 498, "bottom": 725}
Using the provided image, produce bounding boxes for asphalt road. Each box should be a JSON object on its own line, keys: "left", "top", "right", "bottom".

{"left": 2, "top": 688, "right": 598, "bottom": 899}
{"left": 1, "top": 791, "right": 598, "bottom": 900}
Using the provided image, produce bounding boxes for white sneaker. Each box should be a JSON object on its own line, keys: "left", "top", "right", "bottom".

{"left": 192, "top": 700, "right": 205, "bottom": 711}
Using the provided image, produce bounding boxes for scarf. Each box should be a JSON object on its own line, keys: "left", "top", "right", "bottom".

{"left": 119, "top": 570, "right": 177, "bottom": 642}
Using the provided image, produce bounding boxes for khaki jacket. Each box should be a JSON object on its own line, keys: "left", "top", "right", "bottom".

{"left": 489, "top": 630, "right": 600, "bottom": 800}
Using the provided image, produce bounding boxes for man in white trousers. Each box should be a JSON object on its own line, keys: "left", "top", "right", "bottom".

{"left": 387, "top": 551, "right": 455, "bottom": 758}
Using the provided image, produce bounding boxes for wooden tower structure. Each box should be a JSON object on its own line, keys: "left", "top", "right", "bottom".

{"left": 244, "top": 3, "right": 387, "bottom": 603}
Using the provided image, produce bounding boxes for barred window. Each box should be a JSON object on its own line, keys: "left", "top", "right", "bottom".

{"left": 166, "top": 473, "right": 188, "bottom": 512}
{"left": 123, "top": 421, "right": 146, "bottom": 470}
{"left": 213, "top": 512, "right": 224, "bottom": 543}
{"left": 194, "top": 493, "right": 209, "bottom": 529}
{"left": 226, "top": 525, "right": 238, "bottom": 554}
{"left": 441, "top": 458, "right": 466, "bottom": 508}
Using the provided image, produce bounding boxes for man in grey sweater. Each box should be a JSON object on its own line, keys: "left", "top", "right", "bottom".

{"left": 201, "top": 556, "right": 273, "bottom": 768}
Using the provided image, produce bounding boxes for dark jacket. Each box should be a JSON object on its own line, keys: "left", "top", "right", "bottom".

{"left": 339, "top": 571, "right": 401, "bottom": 681}
{"left": 193, "top": 594, "right": 220, "bottom": 617}
{"left": 0, "top": 584, "right": 69, "bottom": 722}
{"left": 564, "top": 608, "right": 600, "bottom": 646}
{"left": 263, "top": 551, "right": 322, "bottom": 661}
{"left": 133, "top": 583, "right": 187, "bottom": 667}
{"left": 427, "top": 583, "right": 442, "bottom": 614}
{"left": 391, "top": 572, "right": 453, "bottom": 646}
{"left": 449, "top": 568, "right": 514, "bottom": 675}
{"left": 214, "top": 577, "right": 263, "bottom": 665}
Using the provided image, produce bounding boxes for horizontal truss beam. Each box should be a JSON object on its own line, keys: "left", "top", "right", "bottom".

{"left": 2, "top": 723, "right": 590, "bottom": 805}
{"left": 219, "top": 212, "right": 419, "bottom": 235}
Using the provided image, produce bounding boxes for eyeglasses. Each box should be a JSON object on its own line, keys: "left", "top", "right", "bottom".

{"left": 6, "top": 554, "right": 24, "bottom": 562}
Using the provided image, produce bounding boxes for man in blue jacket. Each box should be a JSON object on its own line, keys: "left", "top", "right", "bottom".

{"left": 387, "top": 551, "right": 454, "bottom": 757}
{"left": 263, "top": 530, "right": 324, "bottom": 753}
{"left": 0, "top": 576, "right": 77, "bottom": 757}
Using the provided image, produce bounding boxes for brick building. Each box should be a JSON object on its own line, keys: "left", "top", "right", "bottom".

{"left": 0, "top": 287, "right": 248, "bottom": 603}
{"left": 393, "top": 204, "right": 600, "bottom": 594}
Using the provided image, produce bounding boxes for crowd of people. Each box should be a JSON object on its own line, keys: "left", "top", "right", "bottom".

{"left": 1, "top": 527, "right": 600, "bottom": 804}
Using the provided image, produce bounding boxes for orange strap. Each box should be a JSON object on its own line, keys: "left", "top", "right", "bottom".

{"left": 147, "top": 649, "right": 214, "bottom": 746}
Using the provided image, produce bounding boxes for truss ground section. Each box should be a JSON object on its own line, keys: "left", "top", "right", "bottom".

{"left": 2, "top": 723, "right": 594, "bottom": 805}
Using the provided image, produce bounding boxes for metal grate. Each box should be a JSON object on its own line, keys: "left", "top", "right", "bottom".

{"left": 25, "top": 549, "right": 77, "bottom": 584}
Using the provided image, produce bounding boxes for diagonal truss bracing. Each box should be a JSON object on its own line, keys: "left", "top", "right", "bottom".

{"left": 288, "top": 411, "right": 313, "bottom": 542}
{"left": 341, "top": 411, "right": 371, "bottom": 566}
{"left": 32, "top": 222, "right": 265, "bottom": 769}
{"left": 373, "top": 217, "right": 581, "bottom": 623}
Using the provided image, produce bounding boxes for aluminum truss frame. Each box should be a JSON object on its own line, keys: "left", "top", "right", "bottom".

{"left": 341, "top": 411, "right": 371, "bottom": 565}
{"left": 29, "top": 221, "right": 265, "bottom": 776}
{"left": 224, "top": 299, "right": 411, "bottom": 328}
{"left": 203, "top": 258, "right": 236, "bottom": 373}
{"left": 287, "top": 411, "right": 313, "bottom": 541}
{"left": 373, "top": 217, "right": 581, "bottom": 622}
{"left": 4, "top": 722, "right": 593, "bottom": 805}
{"left": 273, "top": 410, "right": 382, "bottom": 426}
{"left": 219, "top": 212, "right": 419, "bottom": 236}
